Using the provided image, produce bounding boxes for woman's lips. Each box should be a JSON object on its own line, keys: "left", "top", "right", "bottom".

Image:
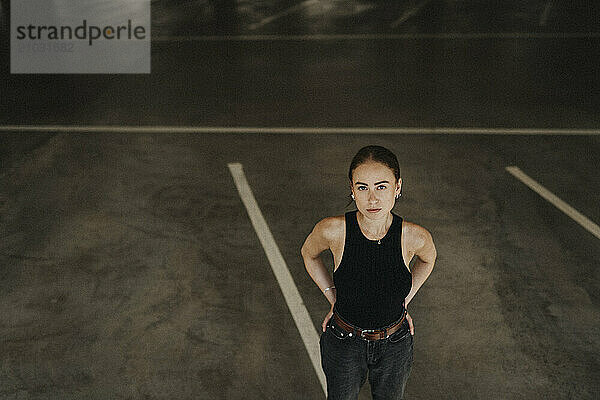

{"left": 366, "top": 208, "right": 381, "bottom": 213}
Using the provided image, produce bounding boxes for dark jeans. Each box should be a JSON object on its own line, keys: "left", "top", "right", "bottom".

{"left": 320, "top": 315, "right": 414, "bottom": 400}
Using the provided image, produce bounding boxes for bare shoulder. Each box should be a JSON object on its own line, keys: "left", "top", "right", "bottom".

{"left": 302, "top": 214, "right": 345, "bottom": 257}
{"left": 402, "top": 220, "right": 435, "bottom": 253}
{"left": 314, "top": 215, "right": 345, "bottom": 242}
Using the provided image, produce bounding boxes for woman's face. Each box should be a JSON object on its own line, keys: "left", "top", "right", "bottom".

{"left": 351, "top": 160, "right": 401, "bottom": 220}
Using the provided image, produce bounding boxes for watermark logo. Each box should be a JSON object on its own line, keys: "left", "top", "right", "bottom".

{"left": 11, "top": 0, "right": 150, "bottom": 74}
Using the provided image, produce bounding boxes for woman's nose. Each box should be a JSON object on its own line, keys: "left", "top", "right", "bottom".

{"left": 368, "top": 190, "right": 377, "bottom": 202}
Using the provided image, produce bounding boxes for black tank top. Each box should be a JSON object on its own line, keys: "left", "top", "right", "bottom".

{"left": 333, "top": 210, "right": 412, "bottom": 329}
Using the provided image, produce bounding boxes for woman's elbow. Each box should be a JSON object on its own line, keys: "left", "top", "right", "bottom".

{"left": 301, "top": 243, "right": 313, "bottom": 262}
{"left": 301, "top": 243, "right": 320, "bottom": 269}
{"left": 300, "top": 242, "right": 310, "bottom": 258}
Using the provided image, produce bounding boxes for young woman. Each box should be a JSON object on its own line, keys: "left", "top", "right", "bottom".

{"left": 301, "top": 145, "right": 437, "bottom": 399}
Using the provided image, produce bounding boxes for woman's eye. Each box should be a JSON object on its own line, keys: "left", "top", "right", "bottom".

{"left": 358, "top": 186, "right": 367, "bottom": 191}
{"left": 377, "top": 185, "right": 387, "bottom": 190}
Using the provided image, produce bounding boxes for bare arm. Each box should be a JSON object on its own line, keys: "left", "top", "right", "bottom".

{"left": 405, "top": 225, "right": 437, "bottom": 307}
{"left": 301, "top": 217, "right": 344, "bottom": 331}
{"left": 300, "top": 217, "right": 342, "bottom": 306}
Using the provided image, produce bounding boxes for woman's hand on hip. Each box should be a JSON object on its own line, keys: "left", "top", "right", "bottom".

{"left": 406, "top": 311, "right": 414, "bottom": 335}
{"left": 322, "top": 306, "right": 334, "bottom": 332}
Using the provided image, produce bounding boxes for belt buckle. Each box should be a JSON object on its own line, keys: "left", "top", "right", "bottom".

{"left": 360, "top": 329, "right": 376, "bottom": 339}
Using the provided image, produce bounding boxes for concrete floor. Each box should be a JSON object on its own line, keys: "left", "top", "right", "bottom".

{"left": 0, "top": 1, "right": 599, "bottom": 399}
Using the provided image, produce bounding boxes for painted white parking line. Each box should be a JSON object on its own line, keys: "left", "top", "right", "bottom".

{"left": 151, "top": 32, "right": 600, "bottom": 41}
{"left": 506, "top": 166, "right": 600, "bottom": 240}
{"left": 248, "top": 0, "right": 319, "bottom": 30}
{"left": 391, "top": 0, "right": 431, "bottom": 28}
{"left": 1, "top": 125, "right": 600, "bottom": 135}
{"left": 539, "top": 1, "right": 553, "bottom": 26}
{"left": 228, "top": 163, "right": 327, "bottom": 395}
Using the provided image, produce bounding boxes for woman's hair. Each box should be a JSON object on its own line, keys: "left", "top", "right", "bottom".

{"left": 348, "top": 145, "right": 401, "bottom": 182}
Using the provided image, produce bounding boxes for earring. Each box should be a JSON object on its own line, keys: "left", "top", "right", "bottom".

{"left": 351, "top": 194, "right": 355, "bottom": 200}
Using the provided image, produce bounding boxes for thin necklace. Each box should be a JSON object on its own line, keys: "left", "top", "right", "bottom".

{"left": 359, "top": 213, "right": 390, "bottom": 244}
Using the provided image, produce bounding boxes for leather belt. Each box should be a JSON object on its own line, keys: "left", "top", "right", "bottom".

{"left": 332, "top": 309, "right": 407, "bottom": 341}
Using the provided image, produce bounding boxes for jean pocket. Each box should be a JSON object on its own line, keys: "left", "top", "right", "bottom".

{"left": 327, "top": 321, "right": 351, "bottom": 340}
{"left": 388, "top": 321, "right": 411, "bottom": 343}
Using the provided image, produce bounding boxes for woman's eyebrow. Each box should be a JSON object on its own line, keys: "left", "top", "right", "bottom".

{"left": 354, "top": 180, "right": 390, "bottom": 186}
